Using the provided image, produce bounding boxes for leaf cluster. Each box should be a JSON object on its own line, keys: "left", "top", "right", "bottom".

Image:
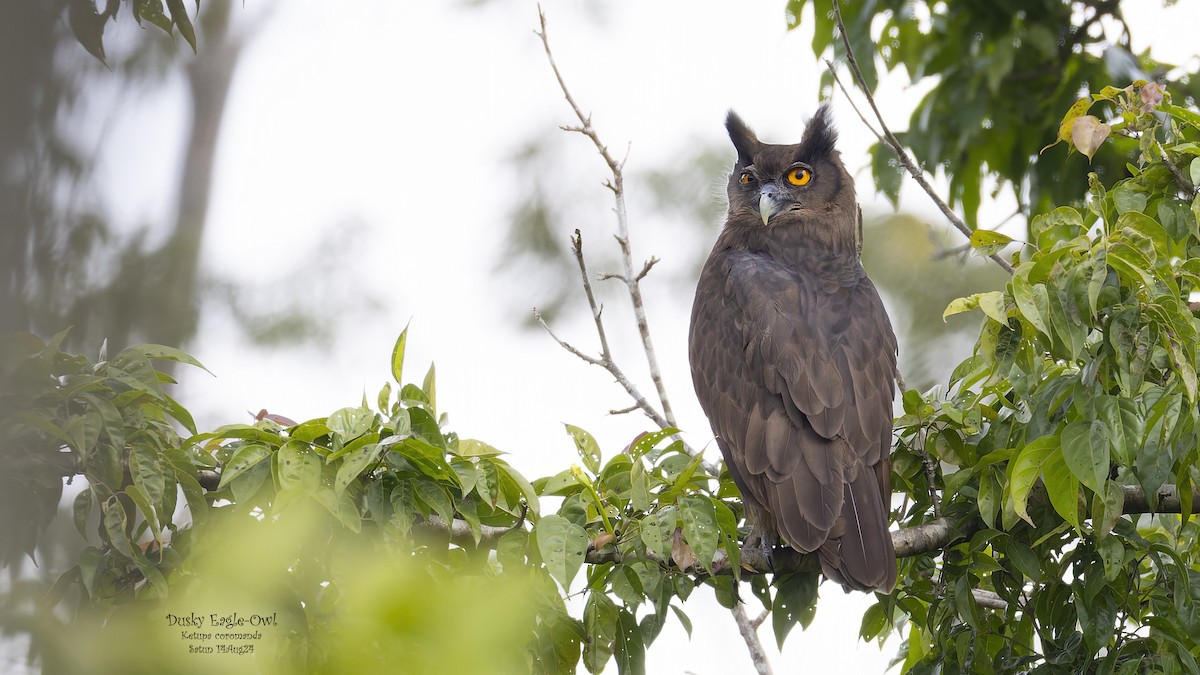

{"left": 881, "top": 91, "right": 1200, "bottom": 673}
{"left": 787, "top": 0, "right": 1200, "bottom": 229}
{"left": 67, "top": 0, "right": 200, "bottom": 64}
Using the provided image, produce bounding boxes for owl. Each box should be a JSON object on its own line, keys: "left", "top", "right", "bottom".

{"left": 688, "top": 105, "right": 898, "bottom": 591}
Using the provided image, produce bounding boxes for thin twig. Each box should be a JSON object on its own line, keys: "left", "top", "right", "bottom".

{"left": 536, "top": 5, "right": 679, "bottom": 425}
{"left": 751, "top": 609, "right": 769, "bottom": 629}
{"left": 1157, "top": 142, "right": 1197, "bottom": 195}
{"left": 827, "top": 1, "right": 1015, "bottom": 276}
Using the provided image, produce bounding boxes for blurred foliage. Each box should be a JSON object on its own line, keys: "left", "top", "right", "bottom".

{"left": 3, "top": 0, "right": 377, "bottom": 362}
{"left": 0, "top": 327, "right": 751, "bottom": 674}
{"left": 860, "top": 214, "right": 1011, "bottom": 390}
{"left": 788, "top": 0, "right": 1200, "bottom": 230}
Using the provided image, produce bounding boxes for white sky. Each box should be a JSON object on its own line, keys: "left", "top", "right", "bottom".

{"left": 83, "top": 1, "right": 1200, "bottom": 673}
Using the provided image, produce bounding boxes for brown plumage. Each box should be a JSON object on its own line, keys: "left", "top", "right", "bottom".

{"left": 688, "top": 105, "right": 898, "bottom": 591}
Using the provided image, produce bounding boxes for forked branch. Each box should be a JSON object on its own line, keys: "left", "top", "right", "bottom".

{"left": 535, "top": 5, "right": 679, "bottom": 427}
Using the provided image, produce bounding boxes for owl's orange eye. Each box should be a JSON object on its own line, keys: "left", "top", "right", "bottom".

{"left": 739, "top": 172, "right": 753, "bottom": 184}
{"left": 786, "top": 167, "right": 812, "bottom": 186}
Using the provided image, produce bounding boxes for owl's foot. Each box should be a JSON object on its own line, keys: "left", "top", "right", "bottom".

{"left": 746, "top": 528, "right": 779, "bottom": 573}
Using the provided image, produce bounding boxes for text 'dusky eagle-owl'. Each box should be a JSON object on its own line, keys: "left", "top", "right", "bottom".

{"left": 688, "top": 105, "right": 898, "bottom": 592}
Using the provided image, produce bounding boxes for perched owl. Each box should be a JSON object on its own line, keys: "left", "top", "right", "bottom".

{"left": 688, "top": 105, "right": 898, "bottom": 592}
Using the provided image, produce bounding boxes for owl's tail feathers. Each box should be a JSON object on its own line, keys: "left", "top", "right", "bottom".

{"left": 818, "top": 470, "right": 897, "bottom": 593}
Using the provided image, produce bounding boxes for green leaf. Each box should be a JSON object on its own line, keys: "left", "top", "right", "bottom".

{"left": 1007, "top": 540, "right": 1041, "bottom": 582}
{"left": 456, "top": 438, "right": 504, "bottom": 457}
{"left": 772, "top": 573, "right": 819, "bottom": 648}
{"left": 1191, "top": 157, "right": 1200, "bottom": 187}
{"left": 130, "top": 446, "right": 167, "bottom": 507}
{"left": 327, "top": 406, "right": 375, "bottom": 440}
{"left": 1042, "top": 449, "right": 1081, "bottom": 529}
{"left": 121, "top": 343, "right": 211, "bottom": 375}
{"left": 977, "top": 466, "right": 1001, "bottom": 528}
{"left": 641, "top": 507, "right": 676, "bottom": 561}
{"left": 1060, "top": 420, "right": 1109, "bottom": 494}
{"left": 583, "top": 591, "right": 619, "bottom": 672}
{"left": 1030, "top": 207, "right": 1084, "bottom": 250}
{"left": 164, "top": 0, "right": 195, "bottom": 52}
{"left": 1009, "top": 436, "right": 1054, "bottom": 526}
{"left": 314, "top": 487, "right": 362, "bottom": 533}
{"left": 669, "top": 605, "right": 693, "bottom": 639}
{"left": 536, "top": 514, "right": 588, "bottom": 591}
{"left": 628, "top": 427, "right": 680, "bottom": 459}
{"left": 217, "top": 443, "right": 272, "bottom": 490}
{"left": 678, "top": 495, "right": 719, "bottom": 575}
{"left": 614, "top": 608, "right": 646, "bottom": 675}
{"left": 1093, "top": 480, "right": 1124, "bottom": 535}
{"left": 1095, "top": 396, "right": 1142, "bottom": 466}
{"left": 422, "top": 362, "right": 437, "bottom": 417}
{"left": 1011, "top": 275, "right": 1051, "bottom": 336}
{"left": 414, "top": 479, "right": 455, "bottom": 527}
{"left": 73, "top": 488, "right": 93, "bottom": 538}
{"left": 565, "top": 424, "right": 602, "bottom": 475}
{"left": 334, "top": 442, "right": 382, "bottom": 494}
{"left": 476, "top": 458, "right": 500, "bottom": 508}
{"left": 276, "top": 441, "right": 321, "bottom": 493}
{"left": 391, "top": 326, "right": 408, "bottom": 385}
{"left": 1098, "top": 536, "right": 1125, "bottom": 582}
{"left": 969, "top": 229, "right": 1014, "bottom": 256}
{"left": 629, "top": 459, "right": 651, "bottom": 512}
{"left": 1162, "top": 103, "right": 1200, "bottom": 131}
{"left": 102, "top": 500, "right": 135, "bottom": 559}
{"left": 977, "top": 291, "right": 1008, "bottom": 325}
{"left": 125, "top": 484, "right": 161, "bottom": 535}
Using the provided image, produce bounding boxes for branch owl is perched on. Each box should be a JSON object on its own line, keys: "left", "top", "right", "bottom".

{"left": 688, "top": 105, "right": 898, "bottom": 591}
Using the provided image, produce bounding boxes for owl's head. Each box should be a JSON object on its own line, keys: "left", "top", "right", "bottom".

{"left": 723, "top": 105, "right": 857, "bottom": 244}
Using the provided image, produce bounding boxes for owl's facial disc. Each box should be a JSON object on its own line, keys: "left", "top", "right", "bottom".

{"left": 758, "top": 183, "right": 794, "bottom": 225}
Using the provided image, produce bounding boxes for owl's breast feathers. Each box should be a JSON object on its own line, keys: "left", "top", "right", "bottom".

{"left": 689, "top": 239, "right": 898, "bottom": 591}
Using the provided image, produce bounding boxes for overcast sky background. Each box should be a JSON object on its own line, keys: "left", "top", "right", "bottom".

{"left": 70, "top": 1, "right": 1200, "bottom": 672}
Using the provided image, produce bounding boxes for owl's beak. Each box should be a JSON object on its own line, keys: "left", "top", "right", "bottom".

{"left": 759, "top": 185, "right": 784, "bottom": 225}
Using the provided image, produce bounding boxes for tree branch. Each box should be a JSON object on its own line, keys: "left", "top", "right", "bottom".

{"left": 535, "top": 5, "right": 678, "bottom": 426}
{"left": 578, "top": 483, "right": 1200, "bottom": 575}
{"left": 827, "top": 0, "right": 1015, "bottom": 276}
{"left": 532, "top": 231, "right": 672, "bottom": 432}
{"left": 731, "top": 603, "right": 773, "bottom": 675}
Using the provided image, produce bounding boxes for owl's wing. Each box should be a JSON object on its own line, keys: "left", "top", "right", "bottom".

{"left": 689, "top": 249, "right": 897, "bottom": 589}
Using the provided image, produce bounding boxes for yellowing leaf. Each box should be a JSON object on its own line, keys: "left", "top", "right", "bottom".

{"left": 943, "top": 295, "right": 980, "bottom": 322}
{"left": 969, "top": 229, "right": 1014, "bottom": 256}
{"left": 1042, "top": 97, "right": 1095, "bottom": 153}
{"left": 1070, "top": 115, "right": 1111, "bottom": 160}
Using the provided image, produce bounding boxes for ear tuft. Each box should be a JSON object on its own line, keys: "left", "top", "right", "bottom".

{"left": 799, "top": 103, "right": 838, "bottom": 162}
{"left": 725, "top": 111, "right": 759, "bottom": 166}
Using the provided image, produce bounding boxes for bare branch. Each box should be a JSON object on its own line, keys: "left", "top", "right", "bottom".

{"left": 534, "top": 310, "right": 604, "bottom": 367}
{"left": 731, "top": 603, "right": 774, "bottom": 675}
{"left": 536, "top": 5, "right": 679, "bottom": 426}
{"left": 635, "top": 256, "right": 660, "bottom": 282}
{"left": 609, "top": 404, "right": 640, "bottom": 416}
{"left": 533, "top": 231, "right": 678, "bottom": 433}
{"left": 827, "top": 1, "right": 1015, "bottom": 276}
